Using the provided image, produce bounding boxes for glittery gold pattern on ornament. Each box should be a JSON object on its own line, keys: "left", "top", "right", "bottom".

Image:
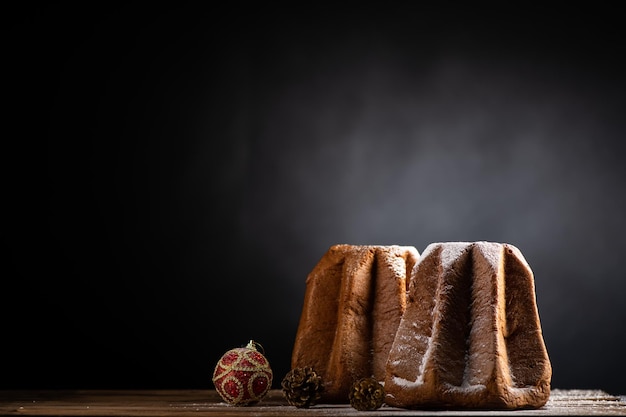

{"left": 212, "top": 340, "right": 273, "bottom": 406}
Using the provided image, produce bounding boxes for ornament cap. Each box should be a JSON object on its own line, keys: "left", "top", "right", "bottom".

{"left": 246, "top": 340, "right": 265, "bottom": 354}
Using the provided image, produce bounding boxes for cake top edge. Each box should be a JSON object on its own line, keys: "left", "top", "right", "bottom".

{"left": 330, "top": 243, "right": 416, "bottom": 248}
{"left": 416, "top": 241, "right": 530, "bottom": 270}
{"left": 329, "top": 243, "right": 419, "bottom": 252}
{"left": 330, "top": 241, "right": 518, "bottom": 248}
{"left": 328, "top": 242, "right": 525, "bottom": 257}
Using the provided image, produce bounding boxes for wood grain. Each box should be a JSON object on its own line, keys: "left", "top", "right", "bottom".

{"left": 0, "top": 389, "right": 624, "bottom": 416}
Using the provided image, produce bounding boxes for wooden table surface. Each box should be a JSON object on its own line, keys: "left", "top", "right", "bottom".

{"left": 0, "top": 389, "right": 624, "bottom": 416}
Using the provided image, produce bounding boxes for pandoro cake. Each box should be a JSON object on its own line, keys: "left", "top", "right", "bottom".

{"left": 291, "top": 244, "right": 420, "bottom": 402}
{"left": 384, "top": 242, "right": 552, "bottom": 409}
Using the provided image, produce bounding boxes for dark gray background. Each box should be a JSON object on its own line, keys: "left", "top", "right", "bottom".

{"left": 4, "top": 4, "right": 625, "bottom": 395}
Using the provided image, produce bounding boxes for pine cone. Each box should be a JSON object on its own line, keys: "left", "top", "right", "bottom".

{"left": 349, "top": 377, "right": 385, "bottom": 411}
{"left": 281, "top": 367, "right": 324, "bottom": 408}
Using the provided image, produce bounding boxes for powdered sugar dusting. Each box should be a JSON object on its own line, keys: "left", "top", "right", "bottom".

{"left": 386, "top": 253, "right": 410, "bottom": 278}
{"left": 415, "top": 335, "right": 434, "bottom": 385}
{"left": 392, "top": 375, "right": 421, "bottom": 388}
{"left": 415, "top": 243, "right": 439, "bottom": 265}
{"left": 473, "top": 241, "right": 503, "bottom": 268}
{"left": 416, "top": 242, "right": 471, "bottom": 272}
{"left": 438, "top": 242, "right": 471, "bottom": 270}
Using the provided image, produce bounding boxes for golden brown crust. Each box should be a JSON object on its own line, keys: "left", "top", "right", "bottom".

{"left": 291, "top": 244, "right": 419, "bottom": 402}
{"left": 384, "top": 242, "right": 552, "bottom": 410}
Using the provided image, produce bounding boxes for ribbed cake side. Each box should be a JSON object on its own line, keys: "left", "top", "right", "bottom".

{"left": 291, "top": 244, "right": 419, "bottom": 402}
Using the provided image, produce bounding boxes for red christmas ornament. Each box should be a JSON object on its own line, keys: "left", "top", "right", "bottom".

{"left": 212, "top": 340, "right": 273, "bottom": 406}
